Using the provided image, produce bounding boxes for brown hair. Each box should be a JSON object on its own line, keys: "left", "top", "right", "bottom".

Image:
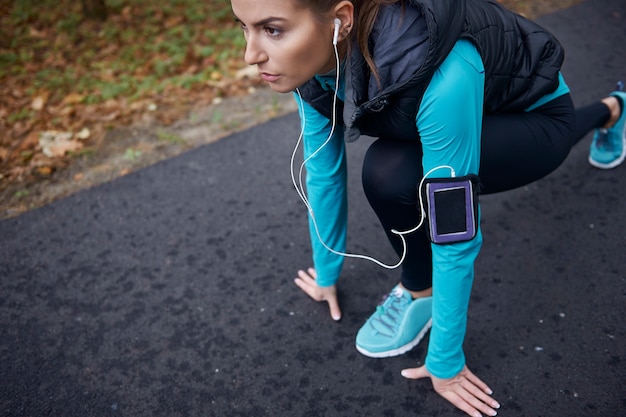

{"left": 294, "top": 0, "right": 403, "bottom": 81}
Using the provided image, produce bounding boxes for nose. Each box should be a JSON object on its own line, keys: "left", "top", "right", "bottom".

{"left": 244, "top": 34, "right": 268, "bottom": 66}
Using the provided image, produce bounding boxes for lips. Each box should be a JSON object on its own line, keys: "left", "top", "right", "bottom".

{"left": 260, "top": 72, "right": 280, "bottom": 82}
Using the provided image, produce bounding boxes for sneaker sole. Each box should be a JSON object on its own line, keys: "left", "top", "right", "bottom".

{"left": 588, "top": 141, "right": 626, "bottom": 168}
{"left": 355, "top": 318, "right": 432, "bottom": 358}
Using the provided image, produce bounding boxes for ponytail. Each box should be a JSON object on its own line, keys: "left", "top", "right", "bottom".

{"left": 355, "top": 1, "right": 402, "bottom": 83}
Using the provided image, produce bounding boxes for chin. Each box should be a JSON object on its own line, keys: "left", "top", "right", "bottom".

{"left": 265, "top": 78, "right": 301, "bottom": 94}
{"left": 267, "top": 83, "right": 296, "bottom": 94}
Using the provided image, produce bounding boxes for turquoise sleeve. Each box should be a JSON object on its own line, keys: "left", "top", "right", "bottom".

{"left": 416, "top": 40, "right": 485, "bottom": 379}
{"left": 294, "top": 93, "right": 347, "bottom": 287}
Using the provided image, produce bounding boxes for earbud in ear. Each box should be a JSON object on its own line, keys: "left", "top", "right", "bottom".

{"left": 333, "top": 18, "right": 341, "bottom": 46}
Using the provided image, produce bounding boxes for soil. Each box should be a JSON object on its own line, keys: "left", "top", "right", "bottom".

{"left": 0, "top": 0, "right": 582, "bottom": 220}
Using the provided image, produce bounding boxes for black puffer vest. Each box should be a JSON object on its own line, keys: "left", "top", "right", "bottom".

{"left": 297, "top": 0, "right": 564, "bottom": 142}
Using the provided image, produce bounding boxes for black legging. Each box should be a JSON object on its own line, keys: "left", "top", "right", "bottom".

{"left": 361, "top": 94, "right": 611, "bottom": 291}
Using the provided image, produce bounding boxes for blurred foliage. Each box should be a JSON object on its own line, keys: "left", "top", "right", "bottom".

{"left": 0, "top": 0, "right": 258, "bottom": 186}
{"left": 1, "top": 0, "right": 246, "bottom": 106}
{"left": 0, "top": 0, "right": 582, "bottom": 193}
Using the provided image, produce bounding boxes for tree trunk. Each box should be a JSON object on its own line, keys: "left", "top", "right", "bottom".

{"left": 81, "top": 0, "right": 107, "bottom": 21}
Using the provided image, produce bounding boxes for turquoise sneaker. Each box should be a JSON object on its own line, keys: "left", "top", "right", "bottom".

{"left": 355, "top": 285, "right": 432, "bottom": 358}
{"left": 589, "top": 82, "right": 626, "bottom": 169}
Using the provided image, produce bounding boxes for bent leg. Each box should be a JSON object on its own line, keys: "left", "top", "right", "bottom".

{"left": 480, "top": 93, "right": 615, "bottom": 194}
{"left": 479, "top": 94, "right": 576, "bottom": 194}
{"left": 362, "top": 138, "right": 432, "bottom": 291}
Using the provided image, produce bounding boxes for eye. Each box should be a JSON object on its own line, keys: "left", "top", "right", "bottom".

{"left": 234, "top": 18, "right": 248, "bottom": 33}
{"left": 264, "top": 26, "right": 283, "bottom": 38}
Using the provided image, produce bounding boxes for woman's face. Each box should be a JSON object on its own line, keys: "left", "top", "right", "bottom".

{"left": 231, "top": 0, "right": 337, "bottom": 93}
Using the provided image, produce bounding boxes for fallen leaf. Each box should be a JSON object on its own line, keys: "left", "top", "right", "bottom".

{"left": 164, "top": 16, "right": 184, "bottom": 29}
{"left": 36, "top": 166, "right": 53, "bottom": 176}
{"left": 90, "top": 111, "right": 120, "bottom": 122}
{"left": 39, "top": 131, "right": 83, "bottom": 157}
{"left": 11, "top": 89, "right": 24, "bottom": 99}
{"left": 235, "top": 66, "right": 258, "bottom": 80}
{"left": 61, "top": 93, "right": 85, "bottom": 106}
{"left": 184, "top": 64, "right": 200, "bottom": 75}
{"left": 121, "top": 6, "right": 133, "bottom": 18}
{"left": 29, "top": 27, "right": 46, "bottom": 38}
{"left": 76, "top": 128, "right": 91, "bottom": 140}
{"left": 31, "top": 92, "right": 50, "bottom": 111}
{"left": 16, "top": 131, "right": 40, "bottom": 153}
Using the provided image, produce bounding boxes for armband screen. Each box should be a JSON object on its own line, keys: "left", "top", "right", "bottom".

{"left": 421, "top": 174, "right": 480, "bottom": 244}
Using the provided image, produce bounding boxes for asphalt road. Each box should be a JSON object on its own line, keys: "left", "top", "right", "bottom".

{"left": 1, "top": 0, "right": 625, "bottom": 416}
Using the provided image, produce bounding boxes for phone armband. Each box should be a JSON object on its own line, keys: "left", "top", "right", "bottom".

{"left": 420, "top": 174, "right": 481, "bottom": 245}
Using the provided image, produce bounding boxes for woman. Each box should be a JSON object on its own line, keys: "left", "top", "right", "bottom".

{"left": 229, "top": 0, "right": 625, "bottom": 415}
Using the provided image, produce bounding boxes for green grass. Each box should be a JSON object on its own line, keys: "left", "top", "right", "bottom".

{"left": 156, "top": 129, "right": 186, "bottom": 145}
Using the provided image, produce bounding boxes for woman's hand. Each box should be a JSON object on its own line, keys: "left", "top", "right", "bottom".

{"left": 294, "top": 268, "right": 342, "bottom": 321}
{"left": 401, "top": 365, "right": 500, "bottom": 417}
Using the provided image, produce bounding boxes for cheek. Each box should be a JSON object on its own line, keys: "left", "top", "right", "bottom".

{"left": 288, "top": 37, "right": 331, "bottom": 74}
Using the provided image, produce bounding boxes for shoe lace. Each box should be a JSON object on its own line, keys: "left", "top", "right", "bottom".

{"left": 370, "top": 287, "right": 410, "bottom": 338}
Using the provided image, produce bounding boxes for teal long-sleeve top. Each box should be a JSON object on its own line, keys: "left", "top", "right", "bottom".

{"left": 293, "top": 39, "right": 569, "bottom": 379}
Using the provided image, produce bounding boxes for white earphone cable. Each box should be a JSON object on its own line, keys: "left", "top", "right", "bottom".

{"left": 291, "top": 39, "right": 455, "bottom": 269}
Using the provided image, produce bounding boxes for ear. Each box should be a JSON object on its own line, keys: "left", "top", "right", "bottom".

{"left": 332, "top": 1, "right": 355, "bottom": 43}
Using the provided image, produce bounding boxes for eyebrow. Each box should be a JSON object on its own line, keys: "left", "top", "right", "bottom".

{"left": 234, "top": 15, "right": 288, "bottom": 28}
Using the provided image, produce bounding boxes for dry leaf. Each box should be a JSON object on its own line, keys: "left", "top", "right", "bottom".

{"left": 184, "top": 64, "right": 200, "bottom": 75}
{"left": 31, "top": 96, "right": 46, "bottom": 111}
{"left": 29, "top": 27, "right": 46, "bottom": 38}
{"left": 165, "top": 16, "right": 184, "bottom": 29}
{"left": 62, "top": 93, "right": 85, "bottom": 106}
{"left": 235, "top": 66, "right": 258, "bottom": 80}
{"left": 36, "top": 166, "right": 53, "bottom": 176}
{"left": 76, "top": 128, "right": 91, "bottom": 140}
{"left": 39, "top": 131, "right": 83, "bottom": 157}
{"left": 122, "top": 6, "right": 133, "bottom": 19}
{"left": 90, "top": 111, "right": 120, "bottom": 122}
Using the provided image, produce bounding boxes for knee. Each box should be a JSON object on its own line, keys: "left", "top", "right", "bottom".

{"left": 362, "top": 161, "right": 402, "bottom": 202}
{"left": 362, "top": 140, "right": 422, "bottom": 205}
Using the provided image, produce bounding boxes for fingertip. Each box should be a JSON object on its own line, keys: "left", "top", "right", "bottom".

{"left": 401, "top": 369, "right": 416, "bottom": 379}
{"left": 330, "top": 306, "right": 342, "bottom": 321}
{"left": 401, "top": 366, "right": 427, "bottom": 380}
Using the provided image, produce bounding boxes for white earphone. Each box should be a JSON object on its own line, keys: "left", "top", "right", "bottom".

{"left": 333, "top": 18, "right": 341, "bottom": 46}
{"left": 292, "top": 17, "right": 458, "bottom": 269}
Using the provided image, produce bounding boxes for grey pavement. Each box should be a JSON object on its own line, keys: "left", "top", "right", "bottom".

{"left": 1, "top": 0, "right": 625, "bottom": 416}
